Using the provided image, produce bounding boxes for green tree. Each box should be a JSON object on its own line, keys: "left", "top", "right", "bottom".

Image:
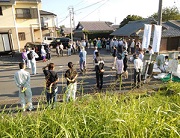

{"left": 119, "top": 15, "right": 143, "bottom": 28}
{"left": 150, "top": 6, "right": 180, "bottom": 21}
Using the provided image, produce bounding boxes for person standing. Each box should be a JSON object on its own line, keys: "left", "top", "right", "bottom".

{"left": 42, "top": 63, "right": 59, "bottom": 108}
{"left": 94, "top": 52, "right": 104, "bottom": 90}
{"left": 22, "top": 48, "right": 27, "bottom": 66}
{"left": 112, "top": 46, "right": 117, "bottom": 70}
{"left": 79, "top": 46, "right": 87, "bottom": 73}
{"left": 41, "top": 46, "right": 46, "bottom": 62}
{"left": 67, "top": 42, "right": 72, "bottom": 56}
{"left": 65, "top": 62, "right": 78, "bottom": 102}
{"left": 133, "top": 55, "right": 143, "bottom": 88}
{"left": 14, "top": 62, "right": 34, "bottom": 111}
{"left": 148, "top": 45, "right": 154, "bottom": 55}
{"left": 106, "top": 38, "right": 110, "bottom": 51}
{"left": 123, "top": 54, "right": 128, "bottom": 79}
{"left": 116, "top": 54, "right": 124, "bottom": 81}
{"left": 28, "top": 47, "right": 39, "bottom": 75}
{"left": 56, "top": 42, "right": 60, "bottom": 57}
{"left": 130, "top": 39, "right": 135, "bottom": 54}
{"left": 59, "top": 43, "right": 64, "bottom": 56}
{"left": 46, "top": 45, "right": 51, "bottom": 61}
{"left": 26, "top": 48, "right": 31, "bottom": 69}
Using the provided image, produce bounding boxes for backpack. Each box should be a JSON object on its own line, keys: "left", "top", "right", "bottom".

{"left": 27, "top": 51, "right": 33, "bottom": 60}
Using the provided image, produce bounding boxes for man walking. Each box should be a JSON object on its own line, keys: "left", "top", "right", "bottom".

{"left": 14, "top": 62, "right": 34, "bottom": 111}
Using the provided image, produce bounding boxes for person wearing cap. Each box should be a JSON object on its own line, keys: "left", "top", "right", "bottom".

{"left": 133, "top": 54, "right": 143, "bottom": 88}
{"left": 65, "top": 62, "right": 78, "bottom": 102}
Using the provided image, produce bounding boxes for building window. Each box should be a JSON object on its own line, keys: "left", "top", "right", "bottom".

{"left": 16, "top": 8, "right": 38, "bottom": 19}
{"left": 0, "top": 7, "right": 3, "bottom": 15}
{"left": 18, "top": 32, "right": 26, "bottom": 41}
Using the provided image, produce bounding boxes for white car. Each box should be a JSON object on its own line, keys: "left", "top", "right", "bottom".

{"left": 43, "top": 36, "right": 55, "bottom": 45}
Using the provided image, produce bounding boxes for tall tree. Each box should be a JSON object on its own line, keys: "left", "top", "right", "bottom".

{"left": 119, "top": 15, "right": 143, "bottom": 28}
{"left": 150, "top": 6, "right": 180, "bottom": 22}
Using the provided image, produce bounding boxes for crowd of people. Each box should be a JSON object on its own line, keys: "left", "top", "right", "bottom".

{"left": 15, "top": 37, "right": 171, "bottom": 111}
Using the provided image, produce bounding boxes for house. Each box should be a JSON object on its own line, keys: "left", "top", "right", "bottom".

{"left": 0, "top": 0, "right": 42, "bottom": 53}
{"left": 74, "top": 21, "right": 115, "bottom": 40}
{"left": 40, "top": 10, "right": 57, "bottom": 38}
{"left": 0, "top": 0, "right": 57, "bottom": 54}
{"left": 110, "top": 18, "right": 180, "bottom": 51}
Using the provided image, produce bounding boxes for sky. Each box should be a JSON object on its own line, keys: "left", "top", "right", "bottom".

{"left": 41, "top": 0, "right": 180, "bottom": 28}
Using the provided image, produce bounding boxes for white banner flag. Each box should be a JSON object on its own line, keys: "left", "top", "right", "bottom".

{"left": 142, "top": 24, "right": 152, "bottom": 49}
{"left": 152, "top": 25, "right": 162, "bottom": 53}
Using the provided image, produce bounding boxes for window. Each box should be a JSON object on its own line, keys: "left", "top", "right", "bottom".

{"left": 0, "top": 7, "right": 2, "bottom": 15}
{"left": 16, "top": 8, "right": 38, "bottom": 19}
{"left": 18, "top": 32, "right": 26, "bottom": 41}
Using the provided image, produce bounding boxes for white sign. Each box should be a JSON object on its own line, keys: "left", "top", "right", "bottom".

{"left": 152, "top": 25, "right": 162, "bottom": 53}
{"left": 142, "top": 24, "right": 152, "bottom": 49}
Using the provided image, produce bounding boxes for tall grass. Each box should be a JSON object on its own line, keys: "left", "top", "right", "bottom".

{"left": 0, "top": 82, "right": 180, "bottom": 138}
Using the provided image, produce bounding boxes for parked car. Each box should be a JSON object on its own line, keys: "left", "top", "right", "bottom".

{"left": 43, "top": 36, "right": 55, "bottom": 45}
{"left": 50, "top": 37, "right": 71, "bottom": 49}
{"left": 24, "top": 42, "right": 48, "bottom": 60}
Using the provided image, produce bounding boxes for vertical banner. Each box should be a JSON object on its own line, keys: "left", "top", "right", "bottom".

{"left": 152, "top": 25, "right": 162, "bottom": 53}
{"left": 142, "top": 24, "right": 152, "bottom": 49}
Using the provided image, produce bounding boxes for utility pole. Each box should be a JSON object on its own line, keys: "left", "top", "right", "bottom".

{"left": 158, "top": 0, "right": 163, "bottom": 25}
{"left": 69, "top": 6, "right": 73, "bottom": 44}
{"left": 72, "top": 7, "right": 75, "bottom": 29}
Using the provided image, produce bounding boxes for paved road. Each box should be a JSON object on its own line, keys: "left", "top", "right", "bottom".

{"left": 0, "top": 47, "right": 163, "bottom": 110}
{"left": 0, "top": 48, "right": 136, "bottom": 105}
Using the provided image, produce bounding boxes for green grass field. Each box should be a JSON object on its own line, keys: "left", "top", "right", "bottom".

{"left": 1, "top": 82, "right": 180, "bottom": 138}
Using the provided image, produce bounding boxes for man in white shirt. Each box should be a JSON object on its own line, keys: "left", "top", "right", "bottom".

{"left": 133, "top": 55, "right": 143, "bottom": 88}
{"left": 14, "top": 62, "right": 34, "bottom": 111}
{"left": 29, "top": 47, "right": 39, "bottom": 75}
{"left": 130, "top": 39, "right": 135, "bottom": 54}
{"left": 148, "top": 45, "right": 154, "bottom": 55}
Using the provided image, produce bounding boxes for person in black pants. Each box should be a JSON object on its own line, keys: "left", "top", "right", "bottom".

{"left": 42, "top": 63, "right": 59, "bottom": 108}
{"left": 94, "top": 52, "right": 104, "bottom": 90}
{"left": 123, "top": 54, "right": 128, "bottom": 79}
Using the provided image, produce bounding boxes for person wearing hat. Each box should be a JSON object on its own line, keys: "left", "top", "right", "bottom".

{"left": 133, "top": 54, "right": 143, "bottom": 88}
{"left": 65, "top": 62, "right": 78, "bottom": 102}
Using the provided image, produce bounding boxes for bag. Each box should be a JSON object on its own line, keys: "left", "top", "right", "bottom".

{"left": 27, "top": 51, "right": 33, "bottom": 60}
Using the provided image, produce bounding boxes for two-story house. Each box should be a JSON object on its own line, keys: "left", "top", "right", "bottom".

{"left": 40, "top": 10, "right": 57, "bottom": 38}
{"left": 0, "top": 0, "right": 52, "bottom": 54}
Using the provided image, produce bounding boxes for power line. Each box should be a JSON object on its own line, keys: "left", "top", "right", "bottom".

{"left": 80, "top": 0, "right": 109, "bottom": 20}
{"left": 75, "top": 0, "right": 106, "bottom": 12}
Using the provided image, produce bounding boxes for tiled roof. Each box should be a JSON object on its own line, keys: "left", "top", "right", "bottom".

{"left": 111, "top": 18, "right": 157, "bottom": 36}
{"left": 40, "top": 10, "right": 57, "bottom": 16}
{"left": 76, "top": 21, "right": 114, "bottom": 32}
{"left": 111, "top": 19, "right": 180, "bottom": 38}
{"left": 162, "top": 20, "right": 180, "bottom": 37}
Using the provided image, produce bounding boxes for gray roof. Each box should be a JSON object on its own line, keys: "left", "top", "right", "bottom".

{"left": 40, "top": 10, "right": 57, "bottom": 16}
{"left": 75, "top": 21, "right": 114, "bottom": 32}
{"left": 111, "top": 19, "right": 180, "bottom": 38}
{"left": 161, "top": 20, "right": 180, "bottom": 37}
{"left": 111, "top": 18, "right": 157, "bottom": 36}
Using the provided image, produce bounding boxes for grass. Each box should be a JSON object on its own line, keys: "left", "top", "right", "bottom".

{"left": 0, "top": 82, "right": 180, "bottom": 138}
